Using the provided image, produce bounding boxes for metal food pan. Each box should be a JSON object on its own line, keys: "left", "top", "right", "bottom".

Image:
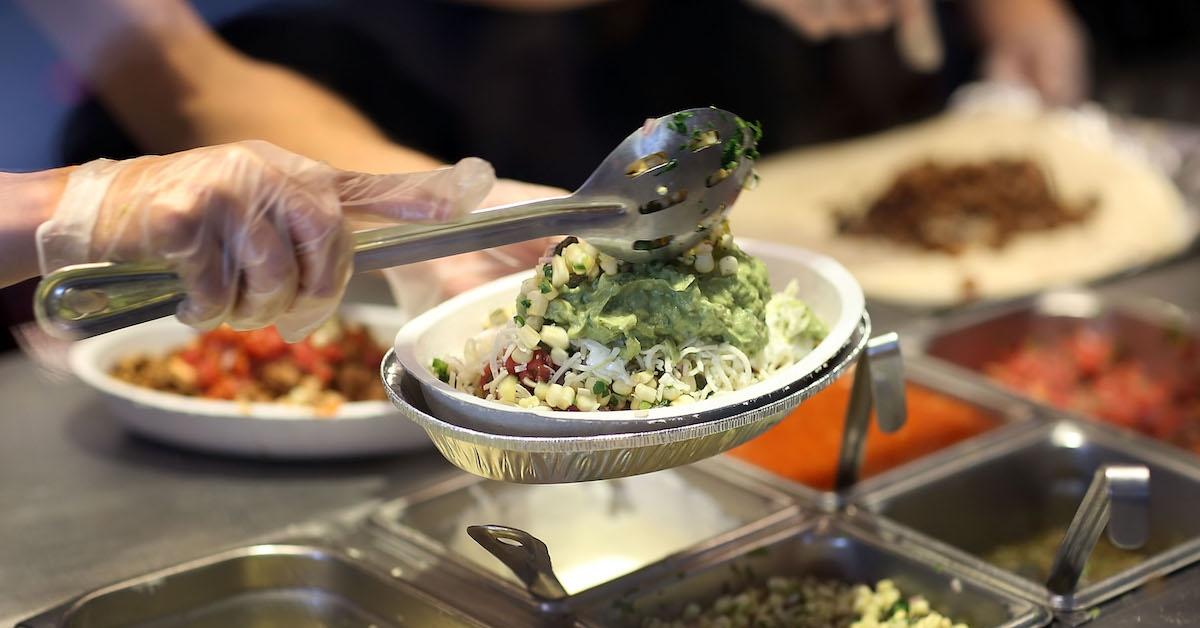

{"left": 575, "top": 513, "right": 1049, "bottom": 628}
{"left": 367, "top": 457, "right": 801, "bottom": 602}
{"left": 907, "top": 289, "right": 1199, "bottom": 452}
{"left": 16, "top": 544, "right": 489, "bottom": 628}
{"left": 726, "top": 359, "right": 1036, "bottom": 499}
{"left": 854, "top": 420, "right": 1200, "bottom": 612}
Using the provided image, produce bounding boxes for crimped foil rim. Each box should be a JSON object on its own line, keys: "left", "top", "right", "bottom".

{"left": 383, "top": 314, "right": 869, "bottom": 454}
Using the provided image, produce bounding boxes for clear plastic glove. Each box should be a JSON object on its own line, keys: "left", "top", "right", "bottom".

{"left": 745, "top": 0, "right": 897, "bottom": 40}
{"left": 37, "top": 140, "right": 494, "bottom": 340}
{"left": 973, "top": 0, "right": 1088, "bottom": 106}
{"left": 383, "top": 179, "right": 568, "bottom": 317}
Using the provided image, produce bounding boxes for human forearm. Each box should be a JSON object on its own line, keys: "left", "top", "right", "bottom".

{"left": 171, "top": 56, "right": 444, "bottom": 173}
{"left": 19, "top": 0, "right": 441, "bottom": 174}
{"left": 0, "top": 169, "right": 72, "bottom": 287}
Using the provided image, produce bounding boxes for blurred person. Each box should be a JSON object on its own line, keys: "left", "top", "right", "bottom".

{"left": 11, "top": 0, "right": 1084, "bottom": 321}
{"left": 0, "top": 141, "right": 493, "bottom": 340}
{"left": 23, "top": 0, "right": 1086, "bottom": 180}
{"left": 745, "top": 0, "right": 1086, "bottom": 105}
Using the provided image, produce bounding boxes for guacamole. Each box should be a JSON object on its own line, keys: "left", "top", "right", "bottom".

{"left": 518, "top": 237, "right": 773, "bottom": 359}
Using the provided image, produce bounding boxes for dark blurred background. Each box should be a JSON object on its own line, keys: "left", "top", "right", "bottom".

{"left": 1, "top": 0, "right": 1198, "bottom": 352}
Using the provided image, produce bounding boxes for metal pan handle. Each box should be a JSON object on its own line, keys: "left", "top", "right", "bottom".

{"left": 834, "top": 332, "right": 907, "bottom": 491}
{"left": 467, "top": 524, "right": 569, "bottom": 601}
{"left": 1046, "top": 464, "right": 1150, "bottom": 595}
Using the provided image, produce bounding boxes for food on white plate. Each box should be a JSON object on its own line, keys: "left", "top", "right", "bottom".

{"left": 110, "top": 317, "right": 388, "bottom": 416}
{"left": 733, "top": 109, "right": 1195, "bottom": 305}
{"left": 430, "top": 221, "right": 828, "bottom": 411}
{"left": 641, "top": 577, "right": 968, "bottom": 628}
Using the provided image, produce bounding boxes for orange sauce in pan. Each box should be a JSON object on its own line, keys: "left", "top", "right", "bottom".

{"left": 730, "top": 375, "right": 998, "bottom": 490}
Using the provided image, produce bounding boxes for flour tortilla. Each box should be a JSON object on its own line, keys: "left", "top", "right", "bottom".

{"left": 731, "top": 110, "right": 1196, "bottom": 306}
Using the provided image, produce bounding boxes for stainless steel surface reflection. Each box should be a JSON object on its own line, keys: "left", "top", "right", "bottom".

{"left": 17, "top": 545, "right": 486, "bottom": 628}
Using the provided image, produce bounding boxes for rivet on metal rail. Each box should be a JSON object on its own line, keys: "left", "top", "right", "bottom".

{"left": 834, "top": 332, "right": 907, "bottom": 491}
{"left": 1046, "top": 464, "right": 1151, "bottom": 596}
{"left": 467, "top": 524, "right": 569, "bottom": 601}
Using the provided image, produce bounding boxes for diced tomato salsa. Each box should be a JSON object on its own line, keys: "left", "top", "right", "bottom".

{"left": 984, "top": 328, "right": 1200, "bottom": 450}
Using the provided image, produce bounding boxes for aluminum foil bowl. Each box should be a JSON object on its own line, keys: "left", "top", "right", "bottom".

{"left": 382, "top": 313, "right": 869, "bottom": 483}
{"left": 392, "top": 239, "right": 865, "bottom": 438}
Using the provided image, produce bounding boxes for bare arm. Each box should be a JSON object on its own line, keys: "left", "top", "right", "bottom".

{"left": 0, "top": 169, "right": 72, "bottom": 286}
{"left": 16, "top": 0, "right": 440, "bottom": 173}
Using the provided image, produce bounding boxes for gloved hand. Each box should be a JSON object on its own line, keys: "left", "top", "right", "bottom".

{"left": 745, "top": 0, "right": 898, "bottom": 40}
{"left": 37, "top": 140, "right": 494, "bottom": 340}
{"left": 973, "top": 0, "right": 1087, "bottom": 106}
{"left": 383, "top": 179, "right": 568, "bottom": 316}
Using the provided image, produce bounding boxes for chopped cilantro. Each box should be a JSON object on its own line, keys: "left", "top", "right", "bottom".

{"left": 542, "top": 264, "right": 552, "bottom": 279}
{"left": 513, "top": 314, "right": 526, "bottom": 327}
{"left": 518, "top": 298, "right": 531, "bottom": 309}
{"left": 747, "top": 119, "right": 763, "bottom": 142}
{"left": 717, "top": 115, "right": 763, "bottom": 170}
{"left": 431, "top": 358, "right": 450, "bottom": 383}
{"left": 592, "top": 380, "right": 609, "bottom": 396}
{"left": 721, "top": 131, "right": 745, "bottom": 170}
{"left": 667, "top": 111, "right": 694, "bottom": 134}
{"left": 653, "top": 159, "right": 679, "bottom": 175}
{"left": 539, "top": 280, "right": 552, "bottom": 293}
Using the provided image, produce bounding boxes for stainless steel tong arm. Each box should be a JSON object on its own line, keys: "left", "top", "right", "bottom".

{"left": 35, "top": 197, "right": 626, "bottom": 339}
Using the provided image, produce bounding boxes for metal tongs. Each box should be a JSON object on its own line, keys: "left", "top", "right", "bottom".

{"left": 36, "top": 107, "right": 758, "bottom": 340}
{"left": 1046, "top": 464, "right": 1150, "bottom": 596}
{"left": 835, "top": 332, "right": 908, "bottom": 491}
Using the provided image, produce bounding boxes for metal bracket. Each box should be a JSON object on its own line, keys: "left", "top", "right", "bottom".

{"left": 835, "top": 332, "right": 907, "bottom": 491}
{"left": 1046, "top": 464, "right": 1151, "bottom": 595}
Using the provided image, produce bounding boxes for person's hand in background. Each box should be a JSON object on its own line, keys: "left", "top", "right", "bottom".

{"left": 971, "top": 0, "right": 1088, "bottom": 106}
{"left": 745, "top": 0, "right": 896, "bottom": 40}
{"left": 37, "top": 141, "right": 494, "bottom": 340}
{"left": 383, "top": 179, "right": 569, "bottom": 315}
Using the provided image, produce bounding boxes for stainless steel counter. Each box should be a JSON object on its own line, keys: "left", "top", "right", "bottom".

{"left": 0, "top": 347, "right": 456, "bottom": 623}
{"left": 1, "top": 257, "right": 1197, "bottom": 626}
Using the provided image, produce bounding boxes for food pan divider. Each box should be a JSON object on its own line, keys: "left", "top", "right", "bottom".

{"left": 571, "top": 508, "right": 1051, "bottom": 627}
{"left": 850, "top": 418, "right": 1200, "bottom": 617}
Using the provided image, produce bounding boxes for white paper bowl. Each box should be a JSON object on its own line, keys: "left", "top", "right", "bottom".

{"left": 70, "top": 303, "right": 429, "bottom": 459}
{"left": 393, "top": 239, "right": 864, "bottom": 433}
